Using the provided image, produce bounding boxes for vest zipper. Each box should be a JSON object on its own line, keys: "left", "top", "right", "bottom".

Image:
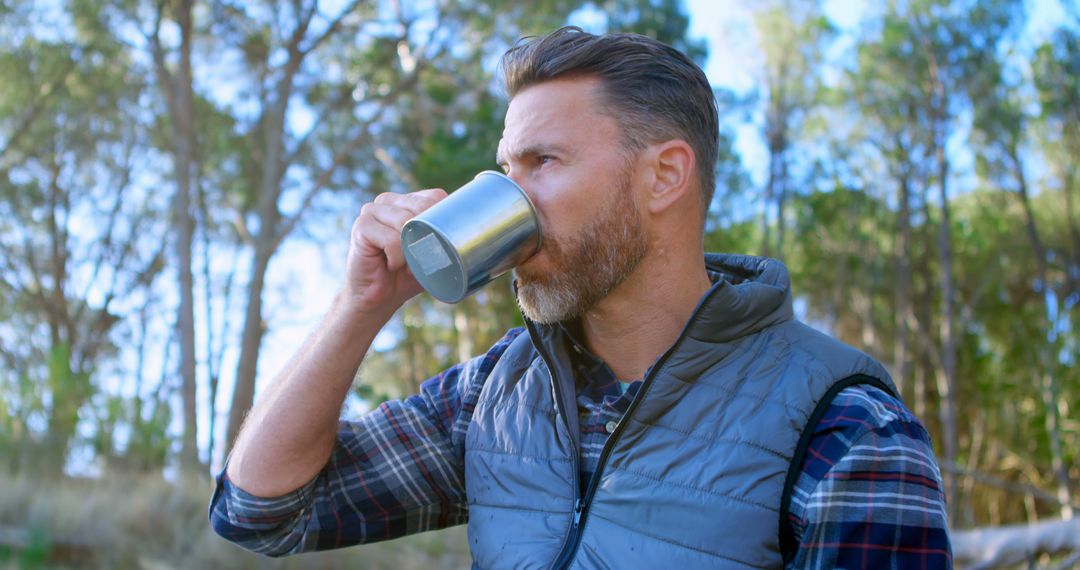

{"left": 523, "top": 282, "right": 722, "bottom": 569}
{"left": 523, "top": 319, "right": 583, "bottom": 569}
{"left": 548, "top": 322, "right": 703, "bottom": 569}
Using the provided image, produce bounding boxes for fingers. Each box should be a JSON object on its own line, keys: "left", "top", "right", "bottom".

{"left": 373, "top": 187, "right": 447, "bottom": 207}
{"left": 362, "top": 204, "right": 413, "bottom": 270}
{"left": 354, "top": 189, "right": 447, "bottom": 271}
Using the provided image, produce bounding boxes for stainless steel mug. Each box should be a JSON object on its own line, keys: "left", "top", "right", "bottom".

{"left": 401, "top": 171, "right": 541, "bottom": 303}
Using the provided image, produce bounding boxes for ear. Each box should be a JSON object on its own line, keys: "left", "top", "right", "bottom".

{"left": 645, "top": 140, "right": 696, "bottom": 216}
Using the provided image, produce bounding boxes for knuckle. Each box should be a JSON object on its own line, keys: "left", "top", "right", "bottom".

{"left": 409, "top": 189, "right": 444, "bottom": 209}
{"left": 422, "top": 188, "right": 447, "bottom": 199}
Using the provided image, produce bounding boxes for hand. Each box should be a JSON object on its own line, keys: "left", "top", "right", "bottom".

{"left": 342, "top": 188, "right": 448, "bottom": 316}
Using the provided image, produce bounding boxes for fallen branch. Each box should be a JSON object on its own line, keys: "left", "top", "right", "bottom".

{"left": 952, "top": 518, "right": 1080, "bottom": 569}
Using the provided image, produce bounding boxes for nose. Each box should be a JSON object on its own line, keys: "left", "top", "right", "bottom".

{"left": 504, "top": 168, "right": 525, "bottom": 188}
{"left": 503, "top": 170, "right": 535, "bottom": 202}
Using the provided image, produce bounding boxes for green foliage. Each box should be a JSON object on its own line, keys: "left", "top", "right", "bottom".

{"left": 0, "top": 0, "right": 168, "bottom": 477}
{"left": 0, "top": 526, "right": 50, "bottom": 569}
{"left": 411, "top": 93, "right": 505, "bottom": 192}
{"left": 598, "top": 0, "right": 708, "bottom": 63}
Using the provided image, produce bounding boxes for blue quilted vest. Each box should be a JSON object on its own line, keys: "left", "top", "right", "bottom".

{"left": 464, "top": 254, "right": 897, "bottom": 569}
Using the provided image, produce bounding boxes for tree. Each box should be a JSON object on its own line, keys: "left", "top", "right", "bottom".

{"left": 752, "top": 0, "right": 833, "bottom": 258}
{"left": 837, "top": 0, "right": 1023, "bottom": 517}
{"left": 971, "top": 36, "right": 1075, "bottom": 520}
{"left": 144, "top": 0, "right": 201, "bottom": 476}
{"left": 0, "top": 3, "right": 166, "bottom": 475}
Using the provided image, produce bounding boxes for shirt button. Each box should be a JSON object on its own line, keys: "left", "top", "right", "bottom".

{"left": 604, "top": 421, "right": 618, "bottom": 434}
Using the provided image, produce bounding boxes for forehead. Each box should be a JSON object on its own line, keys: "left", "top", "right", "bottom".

{"left": 498, "top": 76, "right": 620, "bottom": 161}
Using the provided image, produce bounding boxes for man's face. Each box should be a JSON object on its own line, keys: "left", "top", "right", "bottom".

{"left": 496, "top": 77, "right": 649, "bottom": 324}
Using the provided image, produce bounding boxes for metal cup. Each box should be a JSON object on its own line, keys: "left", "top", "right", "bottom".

{"left": 401, "top": 171, "right": 541, "bottom": 303}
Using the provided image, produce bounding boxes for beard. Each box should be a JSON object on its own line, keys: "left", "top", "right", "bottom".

{"left": 513, "top": 169, "right": 648, "bottom": 325}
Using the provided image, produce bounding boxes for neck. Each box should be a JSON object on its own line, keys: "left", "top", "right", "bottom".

{"left": 579, "top": 249, "right": 710, "bottom": 382}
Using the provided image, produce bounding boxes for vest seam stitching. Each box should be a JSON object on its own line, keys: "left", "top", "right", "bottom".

{"left": 465, "top": 446, "right": 574, "bottom": 463}
{"left": 469, "top": 502, "right": 571, "bottom": 515}
{"left": 622, "top": 417, "right": 788, "bottom": 459}
{"left": 677, "top": 378, "right": 807, "bottom": 412}
{"left": 485, "top": 399, "right": 558, "bottom": 417}
{"left": 604, "top": 465, "right": 779, "bottom": 512}
{"left": 783, "top": 326, "right": 884, "bottom": 383}
{"left": 587, "top": 511, "right": 772, "bottom": 567}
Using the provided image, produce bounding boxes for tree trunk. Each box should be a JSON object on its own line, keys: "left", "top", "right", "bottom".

{"left": 1061, "top": 166, "right": 1080, "bottom": 298}
{"left": 454, "top": 305, "right": 474, "bottom": 363}
{"left": 224, "top": 241, "right": 272, "bottom": 455}
{"left": 223, "top": 41, "right": 296, "bottom": 455}
{"left": 776, "top": 151, "right": 788, "bottom": 259}
{"left": 42, "top": 162, "right": 77, "bottom": 475}
{"left": 916, "top": 181, "right": 936, "bottom": 432}
{"left": 893, "top": 155, "right": 913, "bottom": 402}
{"left": 1012, "top": 146, "right": 1074, "bottom": 519}
{"left": 761, "top": 154, "right": 775, "bottom": 258}
{"left": 172, "top": 0, "right": 201, "bottom": 476}
{"left": 934, "top": 125, "right": 959, "bottom": 520}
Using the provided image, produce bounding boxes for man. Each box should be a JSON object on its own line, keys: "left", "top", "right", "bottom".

{"left": 210, "top": 27, "right": 951, "bottom": 568}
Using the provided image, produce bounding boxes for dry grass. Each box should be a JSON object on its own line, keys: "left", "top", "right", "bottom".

{"left": 0, "top": 472, "right": 471, "bottom": 569}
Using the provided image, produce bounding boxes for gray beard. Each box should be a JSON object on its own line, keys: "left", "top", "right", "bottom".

{"left": 514, "top": 185, "right": 648, "bottom": 325}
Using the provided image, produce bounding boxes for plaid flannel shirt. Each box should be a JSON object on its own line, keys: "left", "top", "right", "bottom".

{"left": 210, "top": 327, "right": 952, "bottom": 568}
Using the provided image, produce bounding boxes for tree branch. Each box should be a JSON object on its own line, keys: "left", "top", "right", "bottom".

{"left": 299, "top": 0, "right": 365, "bottom": 57}
{"left": 952, "top": 518, "right": 1080, "bottom": 569}
{"left": 282, "top": 81, "right": 359, "bottom": 167}
{"left": 74, "top": 137, "right": 136, "bottom": 327}
{"left": 0, "top": 55, "right": 78, "bottom": 168}
{"left": 939, "top": 461, "right": 1080, "bottom": 511}
{"left": 271, "top": 66, "right": 423, "bottom": 250}
{"left": 147, "top": 0, "right": 177, "bottom": 119}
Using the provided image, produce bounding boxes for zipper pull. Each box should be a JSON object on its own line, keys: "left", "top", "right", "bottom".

{"left": 572, "top": 499, "right": 583, "bottom": 527}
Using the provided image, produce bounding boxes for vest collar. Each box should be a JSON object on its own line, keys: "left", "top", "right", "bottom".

{"left": 690, "top": 253, "right": 794, "bottom": 343}
{"left": 517, "top": 253, "right": 794, "bottom": 347}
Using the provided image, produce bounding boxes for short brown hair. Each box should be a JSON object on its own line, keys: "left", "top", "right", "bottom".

{"left": 499, "top": 26, "right": 719, "bottom": 213}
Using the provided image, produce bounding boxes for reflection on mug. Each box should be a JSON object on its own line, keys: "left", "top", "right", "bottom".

{"left": 401, "top": 171, "right": 541, "bottom": 303}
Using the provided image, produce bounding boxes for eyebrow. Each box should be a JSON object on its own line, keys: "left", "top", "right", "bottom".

{"left": 495, "top": 143, "right": 571, "bottom": 167}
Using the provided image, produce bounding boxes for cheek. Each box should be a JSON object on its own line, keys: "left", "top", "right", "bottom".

{"left": 525, "top": 173, "right": 593, "bottom": 242}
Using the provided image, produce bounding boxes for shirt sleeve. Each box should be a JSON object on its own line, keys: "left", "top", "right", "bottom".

{"left": 785, "top": 385, "right": 953, "bottom": 569}
{"left": 208, "top": 327, "right": 525, "bottom": 557}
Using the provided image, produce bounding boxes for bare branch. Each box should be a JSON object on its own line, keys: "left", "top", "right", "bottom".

{"left": 271, "top": 66, "right": 423, "bottom": 249}
{"left": 147, "top": 0, "right": 177, "bottom": 118}
{"left": 21, "top": 230, "right": 45, "bottom": 308}
{"left": 76, "top": 191, "right": 165, "bottom": 372}
{"left": 299, "top": 0, "right": 365, "bottom": 57}
{"left": 0, "top": 56, "right": 78, "bottom": 168}
{"left": 282, "top": 83, "right": 358, "bottom": 167}
{"left": 271, "top": 9, "right": 449, "bottom": 247}
{"left": 953, "top": 518, "right": 1080, "bottom": 569}
{"left": 74, "top": 137, "right": 136, "bottom": 326}
{"left": 374, "top": 146, "right": 418, "bottom": 189}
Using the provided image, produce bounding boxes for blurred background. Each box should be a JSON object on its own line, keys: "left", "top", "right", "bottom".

{"left": 0, "top": 0, "right": 1077, "bottom": 568}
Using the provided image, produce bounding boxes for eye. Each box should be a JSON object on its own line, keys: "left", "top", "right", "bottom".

{"left": 537, "top": 155, "right": 555, "bottom": 166}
